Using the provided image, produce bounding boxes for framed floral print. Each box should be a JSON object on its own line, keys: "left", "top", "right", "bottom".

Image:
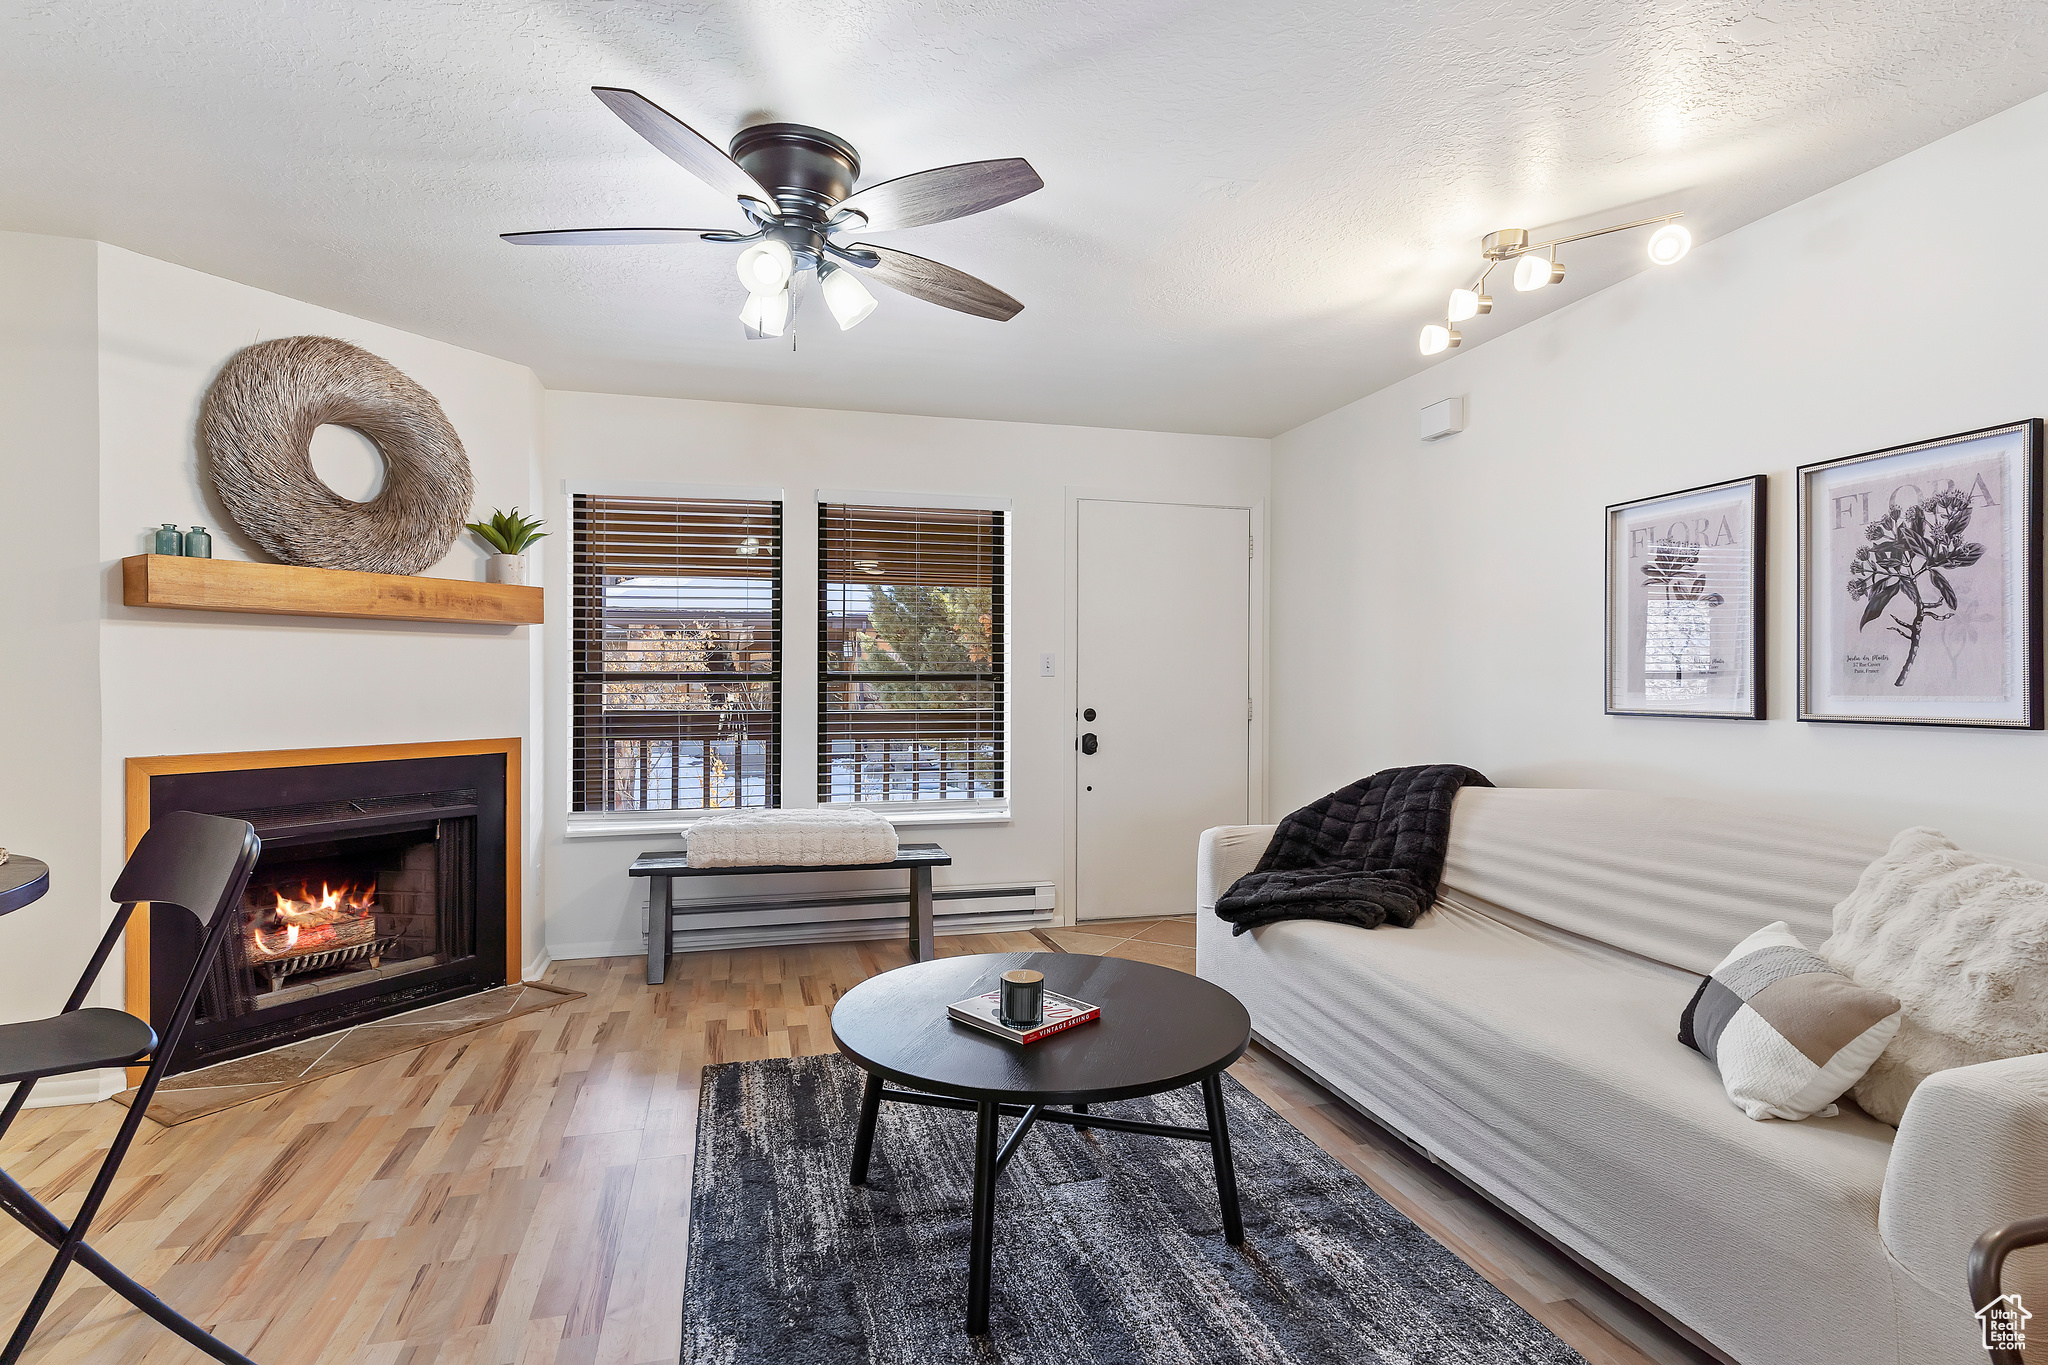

{"left": 1606, "top": 475, "right": 1767, "bottom": 719}
{"left": 1798, "top": 420, "right": 2043, "bottom": 728}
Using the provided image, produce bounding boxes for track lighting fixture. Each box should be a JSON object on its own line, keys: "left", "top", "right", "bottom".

{"left": 1420, "top": 213, "right": 1687, "bottom": 355}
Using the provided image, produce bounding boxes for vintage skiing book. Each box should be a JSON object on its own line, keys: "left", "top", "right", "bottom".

{"left": 947, "top": 989, "right": 1100, "bottom": 1044}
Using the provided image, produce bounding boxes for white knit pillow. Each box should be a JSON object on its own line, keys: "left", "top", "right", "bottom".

{"left": 1821, "top": 827, "right": 2048, "bottom": 1126}
{"left": 686, "top": 808, "right": 899, "bottom": 868}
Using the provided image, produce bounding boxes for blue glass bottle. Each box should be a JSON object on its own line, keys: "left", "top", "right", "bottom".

{"left": 153, "top": 524, "right": 183, "bottom": 556}
{"left": 184, "top": 526, "right": 212, "bottom": 558}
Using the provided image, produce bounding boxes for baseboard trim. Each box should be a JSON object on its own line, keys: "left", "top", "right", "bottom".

{"left": 522, "top": 947, "right": 553, "bottom": 982}
{"left": 6, "top": 1070, "right": 124, "bottom": 1110}
{"left": 1249, "top": 1031, "right": 1741, "bottom": 1365}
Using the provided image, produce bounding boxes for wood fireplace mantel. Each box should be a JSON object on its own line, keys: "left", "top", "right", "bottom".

{"left": 122, "top": 555, "right": 543, "bottom": 625}
{"left": 123, "top": 738, "right": 524, "bottom": 1079}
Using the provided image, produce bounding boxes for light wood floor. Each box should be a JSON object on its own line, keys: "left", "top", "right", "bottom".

{"left": 0, "top": 921, "right": 1711, "bottom": 1365}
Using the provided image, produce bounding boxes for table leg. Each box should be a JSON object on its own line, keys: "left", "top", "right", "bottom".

{"left": 850, "top": 1072, "right": 884, "bottom": 1186}
{"left": 909, "top": 864, "right": 935, "bottom": 963}
{"left": 1201, "top": 1074, "right": 1244, "bottom": 1245}
{"left": 967, "top": 1099, "right": 999, "bottom": 1334}
{"left": 646, "top": 876, "right": 672, "bottom": 986}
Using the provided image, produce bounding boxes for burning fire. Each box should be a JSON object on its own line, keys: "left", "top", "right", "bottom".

{"left": 257, "top": 881, "right": 376, "bottom": 951}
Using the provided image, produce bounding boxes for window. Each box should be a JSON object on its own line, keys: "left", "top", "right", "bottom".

{"left": 818, "top": 502, "right": 1005, "bottom": 807}
{"left": 572, "top": 493, "right": 781, "bottom": 814}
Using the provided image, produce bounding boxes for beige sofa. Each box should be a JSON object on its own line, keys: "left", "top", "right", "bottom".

{"left": 1195, "top": 787, "right": 2048, "bottom": 1365}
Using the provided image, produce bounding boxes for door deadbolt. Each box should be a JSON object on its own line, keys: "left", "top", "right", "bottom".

{"left": 1080, "top": 733, "right": 1098, "bottom": 755}
{"left": 1082, "top": 707, "right": 1096, "bottom": 722}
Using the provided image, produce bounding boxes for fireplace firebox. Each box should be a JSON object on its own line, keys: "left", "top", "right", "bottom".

{"left": 136, "top": 747, "right": 513, "bottom": 1074}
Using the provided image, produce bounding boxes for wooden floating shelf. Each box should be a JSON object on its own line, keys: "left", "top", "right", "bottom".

{"left": 121, "top": 555, "right": 543, "bottom": 626}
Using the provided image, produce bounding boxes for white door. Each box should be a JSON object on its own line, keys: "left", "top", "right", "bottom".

{"left": 1075, "top": 499, "right": 1252, "bottom": 920}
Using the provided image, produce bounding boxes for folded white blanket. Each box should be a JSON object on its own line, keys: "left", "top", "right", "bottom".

{"left": 685, "top": 808, "right": 899, "bottom": 867}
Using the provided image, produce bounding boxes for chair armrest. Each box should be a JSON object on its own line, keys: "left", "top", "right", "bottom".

{"left": 1972, "top": 1214, "right": 2048, "bottom": 1365}
{"left": 1196, "top": 825, "right": 1276, "bottom": 913}
{"left": 1881, "top": 1052, "right": 2048, "bottom": 1315}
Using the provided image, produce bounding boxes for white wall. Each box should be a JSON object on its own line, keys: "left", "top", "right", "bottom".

{"left": 1269, "top": 90, "right": 2048, "bottom": 865}
{"left": 542, "top": 391, "right": 1268, "bottom": 957}
{"left": 0, "top": 234, "right": 104, "bottom": 1104}
{"left": 93, "top": 245, "right": 549, "bottom": 1003}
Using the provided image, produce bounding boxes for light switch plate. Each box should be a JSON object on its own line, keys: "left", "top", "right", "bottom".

{"left": 1039, "top": 653, "right": 1056, "bottom": 677}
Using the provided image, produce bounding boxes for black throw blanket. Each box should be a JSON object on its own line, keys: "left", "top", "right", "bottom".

{"left": 1214, "top": 764, "right": 1492, "bottom": 934}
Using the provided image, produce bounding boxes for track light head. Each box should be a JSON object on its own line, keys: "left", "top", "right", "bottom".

{"left": 1419, "top": 323, "right": 1461, "bottom": 356}
{"left": 1448, "top": 288, "right": 1492, "bottom": 321}
{"left": 1647, "top": 224, "right": 1692, "bottom": 265}
{"left": 1513, "top": 253, "right": 1564, "bottom": 292}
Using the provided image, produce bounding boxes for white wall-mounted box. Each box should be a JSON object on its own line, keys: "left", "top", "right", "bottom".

{"left": 1420, "top": 396, "right": 1465, "bottom": 442}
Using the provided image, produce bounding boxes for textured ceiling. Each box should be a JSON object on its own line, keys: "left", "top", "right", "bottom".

{"left": 5, "top": 1, "right": 2047, "bottom": 436}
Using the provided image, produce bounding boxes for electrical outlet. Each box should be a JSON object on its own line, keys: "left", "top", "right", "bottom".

{"left": 1039, "top": 653, "right": 1056, "bottom": 677}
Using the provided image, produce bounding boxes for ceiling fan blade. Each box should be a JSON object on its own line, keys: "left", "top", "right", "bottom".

{"left": 849, "top": 244, "right": 1023, "bottom": 321}
{"left": 500, "top": 228, "right": 736, "bottom": 246}
{"left": 592, "top": 87, "right": 776, "bottom": 210}
{"left": 834, "top": 159, "right": 1042, "bottom": 234}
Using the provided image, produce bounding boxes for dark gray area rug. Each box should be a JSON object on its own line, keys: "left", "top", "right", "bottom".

{"left": 683, "top": 1053, "right": 1586, "bottom": 1364}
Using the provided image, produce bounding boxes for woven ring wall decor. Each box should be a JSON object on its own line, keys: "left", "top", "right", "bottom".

{"left": 199, "top": 335, "right": 476, "bottom": 576}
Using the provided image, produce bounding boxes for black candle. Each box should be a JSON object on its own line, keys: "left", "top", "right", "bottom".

{"left": 999, "top": 968, "right": 1044, "bottom": 1027}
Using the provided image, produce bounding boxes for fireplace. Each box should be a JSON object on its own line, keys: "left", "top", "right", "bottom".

{"left": 127, "top": 742, "right": 518, "bottom": 1074}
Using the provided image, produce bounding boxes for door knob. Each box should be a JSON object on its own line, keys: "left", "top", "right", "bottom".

{"left": 1080, "top": 733, "right": 1098, "bottom": 755}
{"left": 1082, "top": 708, "right": 1096, "bottom": 722}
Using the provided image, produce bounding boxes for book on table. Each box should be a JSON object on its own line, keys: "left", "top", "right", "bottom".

{"left": 947, "top": 989, "right": 1101, "bottom": 1044}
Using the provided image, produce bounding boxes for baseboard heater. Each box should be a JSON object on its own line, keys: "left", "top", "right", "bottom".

{"left": 642, "top": 879, "right": 1056, "bottom": 952}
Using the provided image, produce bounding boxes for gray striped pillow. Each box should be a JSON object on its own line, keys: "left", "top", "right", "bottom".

{"left": 1678, "top": 921, "right": 1901, "bottom": 1121}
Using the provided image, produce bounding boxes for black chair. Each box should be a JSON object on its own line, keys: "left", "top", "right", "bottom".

{"left": 0, "top": 810, "right": 261, "bottom": 1365}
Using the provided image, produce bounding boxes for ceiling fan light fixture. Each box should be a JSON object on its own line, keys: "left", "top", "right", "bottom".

{"left": 1513, "top": 252, "right": 1564, "bottom": 292}
{"left": 735, "top": 239, "right": 795, "bottom": 293}
{"left": 506, "top": 91, "right": 1042, "bottom": 341}
{"left": 1647, "top": 223, "right": 1692, "bottom": 265}
{"left": 740, "top": 286, "right": 790, "bottom": 337}
{"left": 821, "top": 265, "right": 879, "bottom": 330}
{"left": 1419, "top": 323, "right": 1460, "bottom": 356}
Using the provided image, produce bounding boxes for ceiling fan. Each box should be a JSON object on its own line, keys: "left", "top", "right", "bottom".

{"left": 504, "top": 87, "right": 1043, "bottom": 344}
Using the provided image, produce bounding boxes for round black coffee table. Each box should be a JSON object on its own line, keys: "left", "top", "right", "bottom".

{"left": 831, "top": 951, "right": 1252, "bottom": 1335}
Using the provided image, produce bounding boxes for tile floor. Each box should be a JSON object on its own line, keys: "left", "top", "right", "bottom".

{"left": 1041, "top": 914, "right": 1197, "bottom": 972}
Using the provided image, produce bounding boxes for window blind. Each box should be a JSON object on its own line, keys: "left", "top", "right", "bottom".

{"left": 572, "top": 494, "right": 781, "bottom": 814}
{"left": 818, "top": 503, "right": 1005, "bottom": 805}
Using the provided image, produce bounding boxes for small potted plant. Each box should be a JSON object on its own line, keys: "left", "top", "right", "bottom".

{"left": 465, "top": 507, "right": 547, "bottom": 585}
